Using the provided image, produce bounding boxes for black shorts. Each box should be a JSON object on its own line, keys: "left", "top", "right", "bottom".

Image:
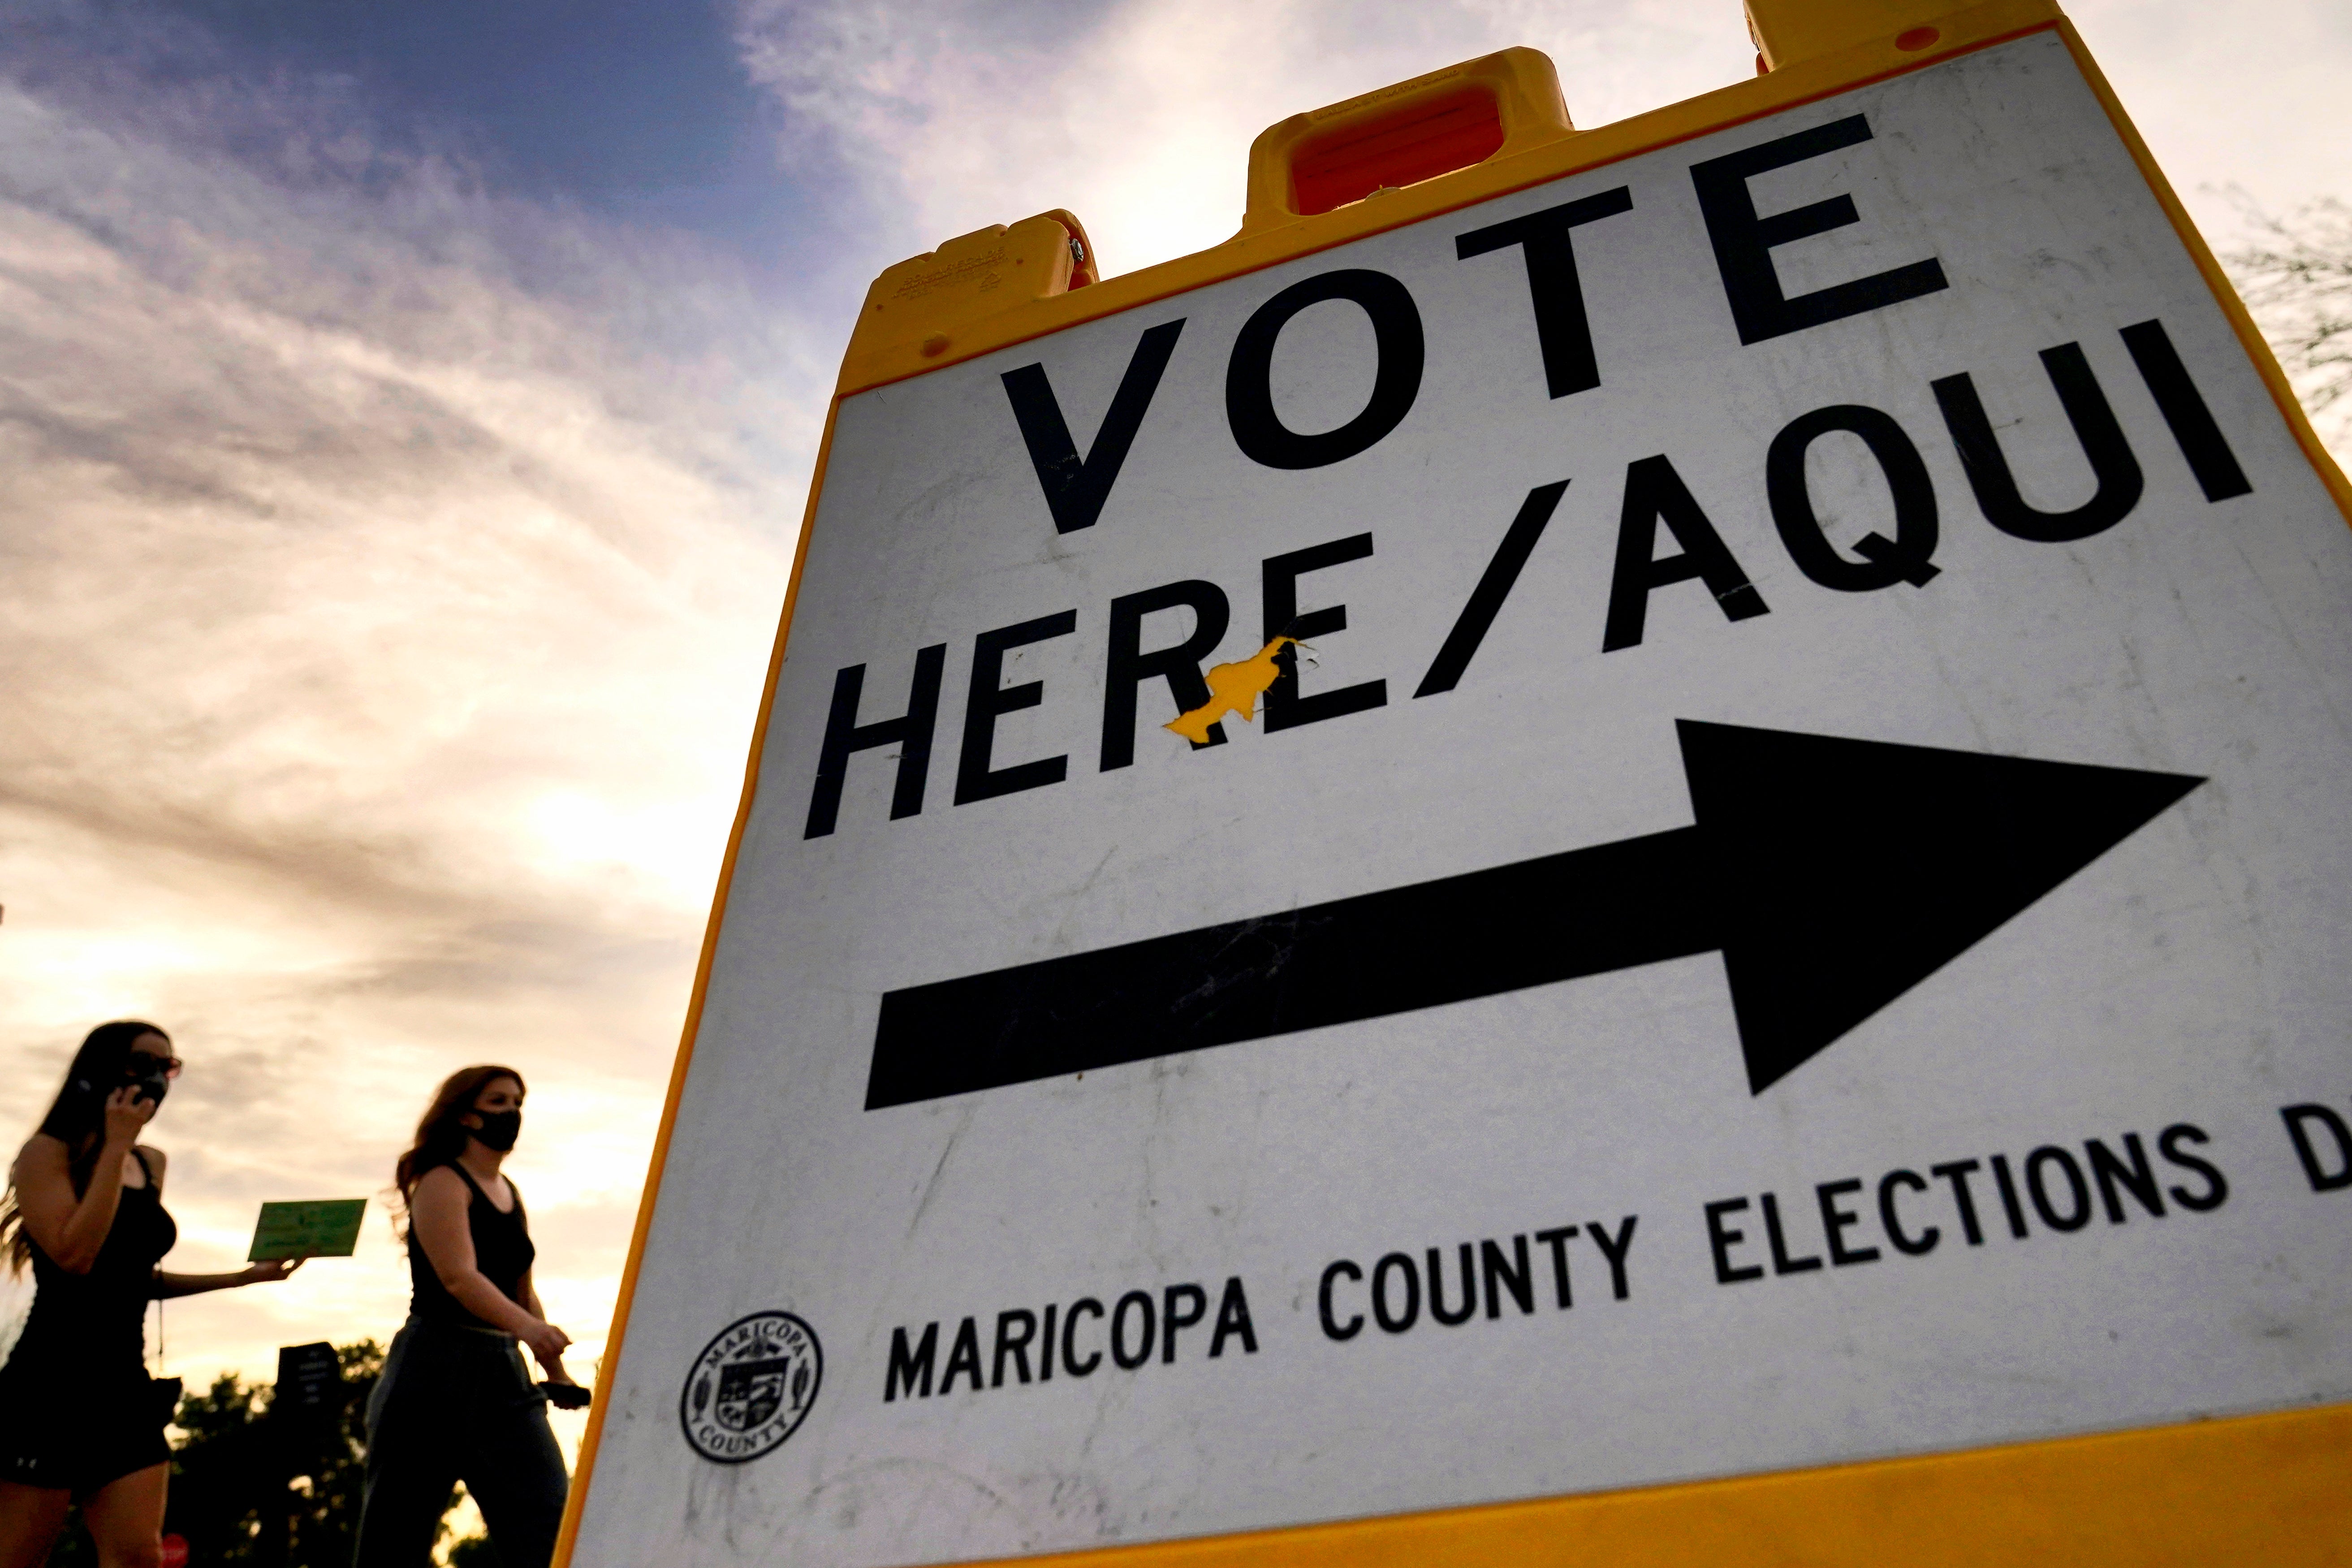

{"left": 0, "top": 1364, "right": 172, "bottom": 1498}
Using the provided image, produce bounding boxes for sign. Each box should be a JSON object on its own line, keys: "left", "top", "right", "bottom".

{"left": 563, "top": 5, "right": 2352, "bottom": 1565}
{"left": 272, "top": 1339, "right": 344, "bottom": 1472}
{"left": 272, "top": 1342, "right": 341, "bottom": 1418}
{"left": 246, "top": 1198, "right": 367, "bottom": 1261}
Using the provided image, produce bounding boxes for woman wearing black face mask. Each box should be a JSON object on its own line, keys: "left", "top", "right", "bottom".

{"left": 353, "top": 1065, "right": 576, "bottom": 1568}
{"left": 0, "top": 1022, "right": 299, "bottom": 1568}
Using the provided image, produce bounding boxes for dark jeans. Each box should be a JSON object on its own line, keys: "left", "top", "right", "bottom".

{"left": 353, "top": 1318, "right": 568, "bottom": 1568}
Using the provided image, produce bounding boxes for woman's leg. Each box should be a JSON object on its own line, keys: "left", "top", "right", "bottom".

{"left": 0, "top": 1483, "right": 72, "bottom": 1568}
{"left": 352, "top": 1328, "right": 462, "bottom": 1568}
{"left": 78, "top": 1462, "right": 168, "bottom": 1568}
{"left": 456, "top": 1351, "right": 567, "bottom": 1568}
{"left": 459, "top": 1420, "right": 566, "bottom": 1568}
{"left": 350, "top": 1446, "right": 459, "bottom": 1568}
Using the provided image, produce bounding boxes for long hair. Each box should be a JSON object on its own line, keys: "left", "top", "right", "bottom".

{"left": 2, "top": 1020, "right": 172, "bottom": 1275}
{"left": 390, "top": 1064, "right": 526, "bottom": 1239}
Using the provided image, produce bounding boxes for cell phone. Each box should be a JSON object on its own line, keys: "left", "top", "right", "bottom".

{"left": 542, "top": 1382, "right": 591, "bottom": 1410}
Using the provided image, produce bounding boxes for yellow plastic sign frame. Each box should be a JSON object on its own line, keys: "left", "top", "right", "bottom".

{"left": 556, "top": 1, "right": 2352, "bottom": 1561}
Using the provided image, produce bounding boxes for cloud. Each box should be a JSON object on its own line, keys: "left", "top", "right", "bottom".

{"left": 734, "top": 0, "right": 1757, "bottom": 279}
{"left": 735, "top": 0, "right": 2352, "bottom": 308}
{"left": 2065, "top": 0, "right": 2352, "bottom": 241}
{"left": 0, "top": 2, "right": 815, "bottom": 1396}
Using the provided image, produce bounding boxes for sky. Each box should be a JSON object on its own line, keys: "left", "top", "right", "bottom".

{"left": 1, "top": 0, "right": 2346, "bottom": 1456}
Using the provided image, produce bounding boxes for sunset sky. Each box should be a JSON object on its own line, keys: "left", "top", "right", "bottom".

{"left": 2, "top": 0, "right": 2346, "bottom": 1439}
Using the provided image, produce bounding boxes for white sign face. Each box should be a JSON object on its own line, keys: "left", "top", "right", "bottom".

{"left": 574, "top": 32, "right": 2352, "bottom": 1568}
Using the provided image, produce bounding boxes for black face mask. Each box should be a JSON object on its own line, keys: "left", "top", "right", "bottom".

{"left": 82, "top": 1060, "right": 171, "bottom": 1110}
{"left": 470, "top": 1110, "right": 521, "bottom": 1152}
{"left": 127, "top": 1063, "right": 172, "bottom": 1108}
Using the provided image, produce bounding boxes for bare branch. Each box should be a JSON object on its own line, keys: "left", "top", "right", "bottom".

{"left": 2221, "top": 189, "right": 2352, "bottom": 444}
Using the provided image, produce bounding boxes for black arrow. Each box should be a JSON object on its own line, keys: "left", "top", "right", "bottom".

{"left": 866, "top": 721, "right": 2200, "bottom": 1110}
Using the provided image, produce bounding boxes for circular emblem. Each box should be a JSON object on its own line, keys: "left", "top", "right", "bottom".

{"left": 679, "top": 1311, "right": 824, "bottom": 1464}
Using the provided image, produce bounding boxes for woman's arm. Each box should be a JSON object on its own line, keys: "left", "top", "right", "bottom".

{"left": 517, "top": 1270, "right": 576, "bottom": 1383}
{"left": 411, "top": 1169, "right": 573, "bottom": 1370}
{"left": 9, "top": 1090, "right": 152, "bottom": 1274}
{"left": 133, "top": 1146, "right": 300, "bottom": 1295}
{"left": 154, "top": 1260, "right": 301, "bottom": 1298}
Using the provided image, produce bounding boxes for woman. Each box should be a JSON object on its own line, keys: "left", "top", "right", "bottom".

{"left": 354, "top": 1065, "right": 577, "bottom": 1568}
{"left": 0, "top": 1021, "right": 300, "bottom": 1568}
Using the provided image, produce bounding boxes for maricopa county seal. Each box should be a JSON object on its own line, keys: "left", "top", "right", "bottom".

{"left": 680, "top": 1311, "right": 823, "bottom": 1463}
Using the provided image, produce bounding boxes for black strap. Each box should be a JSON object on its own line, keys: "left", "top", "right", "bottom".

{"left": 445, "top": 1160, "right": 484, "bottom": 1203}
{"left": 445, "top": 1160, "right": 520, "bottom": 1218}
{"left": 132, "top": 1145, "right": 164, "bottom": 1377}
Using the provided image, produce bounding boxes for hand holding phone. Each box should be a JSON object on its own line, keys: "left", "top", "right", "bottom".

{"left": 102, "top": 1088, "right": 156, "bottom": 1148}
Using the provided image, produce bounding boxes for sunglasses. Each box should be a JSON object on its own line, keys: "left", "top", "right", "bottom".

{"left": 127, "top": 1054, "right": 184, "bottom": 1080}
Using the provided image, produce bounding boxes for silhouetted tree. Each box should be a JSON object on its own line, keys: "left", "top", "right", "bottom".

{"left": 2227, "top": 195, "right": 2352, "bottom": 454}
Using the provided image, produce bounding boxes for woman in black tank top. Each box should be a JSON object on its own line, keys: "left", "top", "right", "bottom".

{"left": 354, "top": 1065, "right": 578, "bottom": 1568}
{"left": 0, "top": 1022, "right": 299, "bottom": 1568}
